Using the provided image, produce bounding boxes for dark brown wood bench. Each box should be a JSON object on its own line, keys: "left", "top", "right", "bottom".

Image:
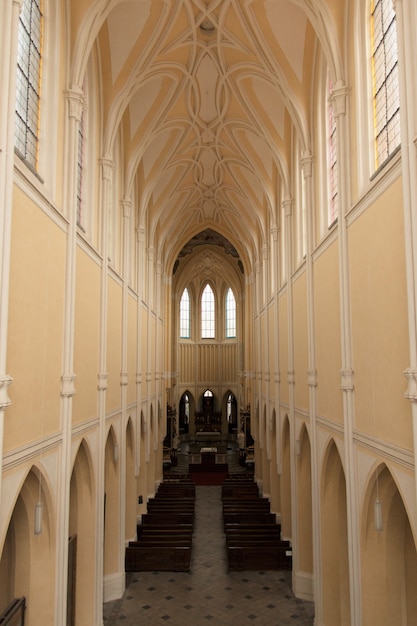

{"left": 156, "top": 486, "right": 196, "bottom": 498}
{"left": 223, "top": 512, "right": 276, "bottom": 526}
{"left": 225, "top": 522, "right": 281, "bottom": 533}
{"left": 223, "top": 501, "right": 271, "bottom": 512}
{"left": 125, "top": 545, "right": 191, "bottom": 571}
{"left": 137, "top": 523, "right": 193, "bottom": 537}
{"left": 142, "top": 512, "right": 194, "bottom": 526}
{"left": 221, "top": 485, "right": 259, "bottom": 499}
{"left": 226, "top": 545, "right": 292, "bottom": 571}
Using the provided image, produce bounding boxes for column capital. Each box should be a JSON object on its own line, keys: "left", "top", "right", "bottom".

{"left": 271, "top": 225, "right": 279, "bottom": 241}
{"left": 61, "top": 373, "right": 77, "bottom": 397}
{"left": 288, "top": 370, "right": 296, "bottom": 385}
{"left": 122, "top": 197, "right": 132, "bottom": 219}
{"left": 404, "top": 368, "right": 417, "bottom": 402}
{"left": 100, "top": 157, "right": 115, "bottom": 181}
{"left": 282, "top": 195, "right": 293, "bottom": 217}
{"left": 66, "top": 88, "right": 85, "bottom": 122}
{"left": 0, "top": 375, "right": 13, "bottom": 410}
{"left": 120, "top": 372, "right": 128, "bottom": 386}
{"left": 329, "top": 81, "right": 348, "bottom": 118}
{"left": 97, "top": 372, "right": 108, "bottom": 391}
{"left": 340, "top": 368, "right": 354, "bottom": 391}
{"left": 300, "top": 151, "right": 313, "bottom": 178}
{"left": 307, "top": 369, "right": 318, "bottom": 387}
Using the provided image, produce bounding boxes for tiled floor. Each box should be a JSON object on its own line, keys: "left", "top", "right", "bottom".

{"left": 103, "top": 484, "right": 315, "bottom": 625}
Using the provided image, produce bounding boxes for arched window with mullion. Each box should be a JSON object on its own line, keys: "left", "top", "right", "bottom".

{"left": 201, "top": 283, "right": 215, "bottom": 339}
{"left": 15, "top": 0, "right": 44, "bottom": 170}
{"left": 371, "top": 0, "right": 400, "bottom": 170}
{"left": 225, "top": 287, "right": 236, "bottom": 338}
{"left": 180, "top": 287, "right": 191, "bottom": 338}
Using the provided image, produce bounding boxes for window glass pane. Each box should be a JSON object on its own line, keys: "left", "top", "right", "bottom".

{"left": 15, "top": 0, "right": 43, "bottom": 168}
{"left": 225, "top": 288, "right": 236, "bottom": 338}
{"left": 327, "top": 76, "right": 338, "bottom": 225}
{"left": 201, "top": 284, "right": 215, "bottom": 338}
{"left": 180, "top": 288, "right": 190, "bottom": 338}
{"left": 371, "top": 0, "right": 400, "bottom": 169}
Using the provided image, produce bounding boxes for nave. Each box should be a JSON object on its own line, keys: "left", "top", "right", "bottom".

{"left": 103, "top": 485, "right": 315, "bottom": 626}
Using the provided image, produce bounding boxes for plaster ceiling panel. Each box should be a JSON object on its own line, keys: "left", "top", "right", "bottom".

{"left": 196, "top": 54, "right": 221, "bottom": 123}
{"left": 264, "top": 0, "right": 308, "bottom": 83}
{"left": 142, "top": 128, "right": 174, "bottom": 180}
{"left": 128, "top": 76, "right": 163, "bottom": 139}
{"left": 107, "top": 1, "right": 152, "bottom": 83}
{"left": 243, "top": 76, "right": 286, "bottom": 142}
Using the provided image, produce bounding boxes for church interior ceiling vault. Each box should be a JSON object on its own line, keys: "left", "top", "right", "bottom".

{"left": 72, "top": 0, "right": 340, "bottom": 272}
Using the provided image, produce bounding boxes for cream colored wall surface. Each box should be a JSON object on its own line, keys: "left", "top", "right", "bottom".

{"left": 314, "top": 241, "right": 343, "bottom": 423}
{"left": 350, "top": 179, "right": 412, "bottom": 447}
{"left": 73, "top": 248, "right": 101, "bottom": 424}
{"left": 106, "top": 276, "right": 122, "bottom": 412}
{"left": 293, "top": 272, "right": 309, "bottom": 412}
{"left": 278, "top": 293, "right": 289, "bottom": 406}
{"left": 267, "top": 302, "right": 276, "bottom": 378}
{"left": 127, "top": 294, "right": 138, "bottom": 406}
{"left": 5, "top": 189, "right": 65, "bottom": 450}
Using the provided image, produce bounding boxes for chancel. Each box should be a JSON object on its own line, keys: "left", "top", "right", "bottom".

{"left": 1, "top": 1, "right": 417, "bottom": 626}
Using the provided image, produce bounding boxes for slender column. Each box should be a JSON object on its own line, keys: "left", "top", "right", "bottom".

{"left": 119, "top": 198, "right": 131, "bottom": 552}
{"left": 301, "top": 151, "right": 322, "bottom": 613}
{"left": 254, "top": 259, "right": 263, "bottom": 486}
{"left": 155, "top": 258, "right": 164, "bottom": 481}
{"left": 271, "top": 224, "right": 282, "bottom": 474}
{"left": 261, "top": 244, "right": 271, "bottom": 460}
{"left": 135, "top": 225, "right": 145, "bottom": 474}
{"left": 55, "top": 86, "right": 84, "bottom": 626}
{"left": 394, "top": 0, "right": 417, "bottom": 504}
{"left": 0, "top": 0, "right": 22, "bottom": 502}
{"left": 330, "top": 81, "right": 361, "bottom": 625}
{"left": 146, "top": 246, "right": 155, "bottom": 462}
{"left": 283, "top": 195, "right": 298, "bottom": 583}
{"left": 96, "top": 156, "right": 113, "bottom": 614}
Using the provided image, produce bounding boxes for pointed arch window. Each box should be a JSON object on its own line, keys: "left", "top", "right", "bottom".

{"left": 327, "top": 76, "right": 338, "bottom": 226}
{"left": 180, "top": 288, "right": 190, "bottom": 338}
{"left": 15, "top": 0, "right": 43, "bottom": 170}
{"left": 371, "top": 0, "right": 400, "bottom": 169}
{"left": 225, "top": 288, "right": 236, "bottom": 338}
{"left": 76, "top": 102, "right": 85, "bottom": 226}
{"left": 201, "top": 284, "right": 215, "bottom": 338}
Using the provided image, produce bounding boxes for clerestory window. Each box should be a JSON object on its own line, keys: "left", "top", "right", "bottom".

{"left": 371, "top": 0, "right": 400, "bottom": 170}
{"left": 15, "top": 0, "right": 43, "bottom": 170}
{"left": 201, "top": 284, "right": 215, "bottom": 338}
{"left": 180, "top": 288, "right": 191, "bottom": 338}
{"left": 225, "top": 288, "right": 236, "bottom": 338}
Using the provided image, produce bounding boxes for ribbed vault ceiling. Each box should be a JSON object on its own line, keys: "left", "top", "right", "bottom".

{"left": 73, "top": 0, "right": 340, "bottom": 273}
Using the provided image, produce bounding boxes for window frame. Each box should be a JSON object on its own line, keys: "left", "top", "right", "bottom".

{"left": 180, "top": 287, "right": 191, "bottom": 339}
{"left": 201, "top": 283, "right": 215, "bottom": 339}
{"left": 15, "top": 0, "right": 44, "bottom": 172}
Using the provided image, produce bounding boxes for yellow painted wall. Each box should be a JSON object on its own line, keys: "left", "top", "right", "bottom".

{"left": 314, "top": 241, "right": 343, "bottom": 423}
{"left": 73, "top": 249, "right": 100, "bottom": 424}
{"left": 350, "top": 178, "right": 411, "bottom": 447}
{"left": 278, "top": 292, "right": 289, "bottom": 405}
{"left": 127, "top": 294, "right": 138, "bottom": 406}
{"left": 107, "top": 277, "right": 122, "bottom": 412}
{"left": 5, "top": 189, "right": 65, "bottom": 449}
{"left": 293, "top": 272, "right": 309, "bottom": 411}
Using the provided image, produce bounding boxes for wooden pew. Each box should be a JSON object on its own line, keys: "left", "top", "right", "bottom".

{"left": 226, "top": 545, "right": 292, "bottom": 571}
{"left": 125, "top": 545, "right": 191, "bottom": 572}
{"left": 221, "top": 484, "right": 259, "bottom": 499}
{"left": 141, "top": 512, "right": 194, "bottom": 526}
{"left": 137, "top": 524, "right": 193, "bottom": 538}
{"left": 223, "top": 512, "right": 276, "bottom": 526}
